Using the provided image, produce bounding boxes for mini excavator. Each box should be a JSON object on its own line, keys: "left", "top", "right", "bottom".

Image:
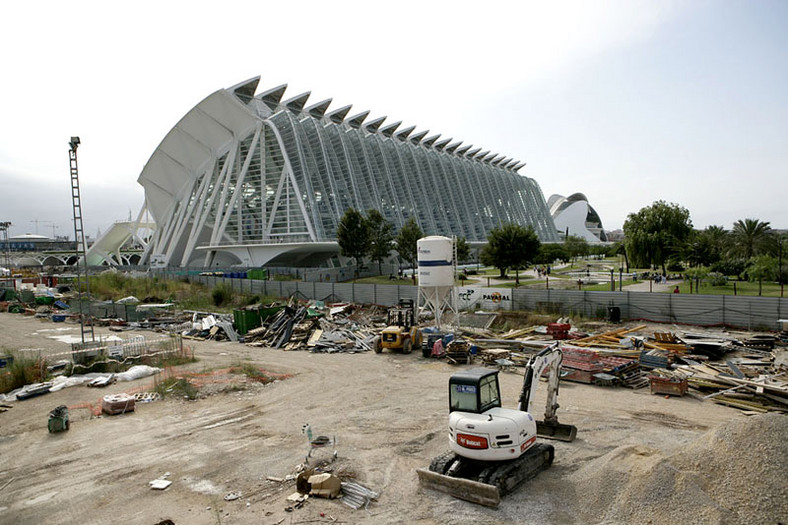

{"left": 417, "top": 343, "right": 577, "bottom": 507}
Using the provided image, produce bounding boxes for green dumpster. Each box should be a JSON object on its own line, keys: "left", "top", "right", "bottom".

{"left": 233, "top": 308, "right": 262, "bottom": 335}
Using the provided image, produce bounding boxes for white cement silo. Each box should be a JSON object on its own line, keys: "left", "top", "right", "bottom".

{"left": 417, "top": 236, "right": 457, "bottom": 329}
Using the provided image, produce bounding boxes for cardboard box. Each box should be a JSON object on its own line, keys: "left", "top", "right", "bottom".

{"left": 308, "top": 473, "right": 341, "bottom": 498}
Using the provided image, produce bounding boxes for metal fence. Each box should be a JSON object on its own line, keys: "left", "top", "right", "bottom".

{"left": 186, "top": 276, "right": 787, "bottom": 331}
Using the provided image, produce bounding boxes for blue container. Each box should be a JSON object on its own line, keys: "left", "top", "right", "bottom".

{"left": 240, "top": 272, "right": 247, "bottom": 279}
{"left": 52, "top": 314, "right": 66, "bottom": 322}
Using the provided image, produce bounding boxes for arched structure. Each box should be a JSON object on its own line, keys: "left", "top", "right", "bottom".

{"left": 547, "top": 193, "right": 607, "bottom": 242}
{"left": 139, "top": 77, "right": 559, "bottom": 268}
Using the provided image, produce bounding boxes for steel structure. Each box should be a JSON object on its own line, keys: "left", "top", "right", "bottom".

{"left": 139, "top": 77, "right": 559, "bottom": 268}
{"left": 69, "top": 136, "right": 95, "bottom": 343}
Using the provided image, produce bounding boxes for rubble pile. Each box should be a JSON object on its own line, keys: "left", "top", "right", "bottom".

{"left": 245, "top": 302, "right": 380, "bottom": 353}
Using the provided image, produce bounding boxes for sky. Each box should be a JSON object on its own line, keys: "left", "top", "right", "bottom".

{"left": 1, "top": 0, "right": 786, "bottom": 241}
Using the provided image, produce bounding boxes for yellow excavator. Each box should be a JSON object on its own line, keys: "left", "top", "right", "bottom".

{"left": 374, "top": 299, "right": 422, "bottom": 354}
{"left": 417, "top": 343, "right": 577, "bottom": 507}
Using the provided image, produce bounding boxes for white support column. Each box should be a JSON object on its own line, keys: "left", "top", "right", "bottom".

{"left": 208, "top": 146, "right": 239, "bottom": 245}
{"left": 215, "top": 124, "right": 262, "bottom": 242}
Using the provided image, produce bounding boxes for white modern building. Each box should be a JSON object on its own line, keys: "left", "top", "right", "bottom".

{"left": 548, "top": 193, "right": 607, "bottom": 243}
{"left": 136, "top": 77, "right": 560, "bottom": 268}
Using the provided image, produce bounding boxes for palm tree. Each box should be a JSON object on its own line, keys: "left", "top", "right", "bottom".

{"left": 730, "top": 219, "right": 771, "bottom": 259}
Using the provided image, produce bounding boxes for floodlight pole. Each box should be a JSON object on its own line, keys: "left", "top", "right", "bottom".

{"left": 0, "top": 221, "right": 11, "bottom": 272}
{"left": 69, "top": 136, "right": 95, "bottom": 343}
{"left": 779, "top": 237, "right": 784, "bottom": 298}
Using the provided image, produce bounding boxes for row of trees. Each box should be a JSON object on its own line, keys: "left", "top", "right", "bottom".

{"left": 336, "top": 208, "right": 542, "bottom": 282}
{"left": 623, "top": 201, "right": 787, "bottom": 287}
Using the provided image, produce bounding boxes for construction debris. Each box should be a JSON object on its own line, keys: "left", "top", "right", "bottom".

{"left": 102, "top": 393, "right": 136, "bottom": 415}
{"left": 244, "top": 300, "right": 378, "bottom": 352}
{"left": 340, "top": 481, "right": 379, "bottom": 510}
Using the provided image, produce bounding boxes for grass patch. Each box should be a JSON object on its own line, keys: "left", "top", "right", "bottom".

{"left": 77, "top": 273, "right": 276, "bottom": 312}
{"left": 0, "top": 352, "right": 47, "bottom": 394}
{"left": 230, "top": 363, "right": 279, "bottom": 384}
{"left": 668, "top": 280, "right": 785, "bottom": 297}
{"left": 154, "top": 377, "right": 199, "bottom": 400}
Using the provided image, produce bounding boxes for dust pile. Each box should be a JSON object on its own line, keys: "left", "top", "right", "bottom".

{"left": 569, "top": 413, "right": 787, "bottom": 525}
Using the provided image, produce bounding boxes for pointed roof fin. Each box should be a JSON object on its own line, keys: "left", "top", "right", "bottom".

{"left": 306, "top": 99, "right": 332, "bottom": 119}
{"left": 326, "top": 104, "right": 352, "bottom": 124}
{"left": 445, "top": 141, "right": 462, "bottom": 153}
{"left": 409, "top": 130, "right": 429, "bottom": 144}
{"left": 422, "top": 134, "right": 441, "bottom": 147}
{"left": 364, "top": 116, "right": 387, "bottom": 133}
{"left": 380, "top": 121, "right": 402, "bottom": 137}
{"left": 257, "top": 84, "right": 288, "bottom": 110}
{"left": 347, "top": 110, "right": 370, "bottom": 128}
{"left": 395, "top": 125, "right": 416, "bottom": 141}
{"left": 230, "top": 76, "right": 260, "bottom": 104}
{"left": 283, "top": 92, "right": 310, "bottom": 113}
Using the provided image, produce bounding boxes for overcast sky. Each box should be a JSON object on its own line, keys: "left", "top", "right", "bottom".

{"left": 1, "top": 0, "right": 786, "bottom": 241}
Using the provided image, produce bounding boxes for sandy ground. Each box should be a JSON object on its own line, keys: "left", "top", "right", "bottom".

{"left": 0, "top": 313, "right": 772, "bottom": 525}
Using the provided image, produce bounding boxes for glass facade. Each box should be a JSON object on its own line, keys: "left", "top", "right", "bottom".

{"left": 139, "top": 77, "right": 559, "bottom": 267}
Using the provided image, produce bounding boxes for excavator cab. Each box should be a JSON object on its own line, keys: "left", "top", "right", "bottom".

{"left": 449, "top": 368, "right": 502, "bottom": 414}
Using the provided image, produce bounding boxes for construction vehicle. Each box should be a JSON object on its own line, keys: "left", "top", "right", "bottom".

{"left": 374, "top": 298, "right": 422, "bottom": 354}
{"left": 417, "top": 343, "right": 577, "bottom": 507}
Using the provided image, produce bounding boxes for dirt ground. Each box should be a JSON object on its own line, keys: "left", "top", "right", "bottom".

{"left": 0, "top": 313, "right": 784, "bottom": 525}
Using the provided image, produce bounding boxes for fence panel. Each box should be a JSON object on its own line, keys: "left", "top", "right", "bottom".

{"left": 158, "top": 272, "right": 787, "bottom": 329}
{"left": 375, "top": 285, "right": 400, "bottom": 307}
{"left": 668, "top": 295, "right": 721, "bottom": 326}
{"left": 312, "top": 282, "right": 335, "bottom": 302}
{"left": 352, "top": 285, "right": 376, "bottom": 305}
{"left": 331, "top": 283, "right": 355, "bottom": 303}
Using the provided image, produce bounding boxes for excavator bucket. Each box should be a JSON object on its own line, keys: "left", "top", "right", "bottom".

{"left": 416, "top": 468, "right": 501, "bottom": 507}
{"left": 536, "top": 420, "right": 577, "bottom": 442}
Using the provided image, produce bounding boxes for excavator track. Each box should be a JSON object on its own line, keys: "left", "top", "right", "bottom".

{"left": 419, "top": 443, "right": 555, "bottom": 507}
{"left": 483, "top": 443, "right": 554, "bottom": 496}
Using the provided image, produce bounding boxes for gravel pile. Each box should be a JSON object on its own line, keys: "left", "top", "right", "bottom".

{"left": 569, "top": 413, "right": 788, "bottom": 524}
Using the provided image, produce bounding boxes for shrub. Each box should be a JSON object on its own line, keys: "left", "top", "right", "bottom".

{"left": 711, "top": 259, "right": 747, "bottom": 279}
{"left": 708, "top": 272, "right": 728, "bottom": 286}
{"left": 211, "top": 283, "right": 234, "bottom": 307}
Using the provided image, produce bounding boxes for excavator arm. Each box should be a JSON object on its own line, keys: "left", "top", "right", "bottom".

{"left": 518, "top": 343, "right": 577, "bottom": 442}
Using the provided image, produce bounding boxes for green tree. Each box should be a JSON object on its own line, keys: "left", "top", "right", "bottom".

{"left": 746, "top": 255, "right": 778, "bottom": 296}
{"left": 623, "top": 201, "right": 693, "bottom": 275}
{"left": 337, "top": 208, "right": 369, "bottom": 278}
{"left": 395, "top": 217, "right": 423, "bottom": 284}
{"left": 480, "top": 223, "right": 541, "bottom": 284}
{"left": 365, "top": 209, "right": 395, "bottom": 275}
{"left": 455, "top": 237, "right": 471, "bottom": 264}
{"left": 535, "top": 243, "right": 568, "bottom": 265}
{"left": 731, "top": 219, "right": 772, "bottom": 259}
{"left": 703, "top": 225, "right": 729, "bottom": 262}
{"left": 564, "top": 235, "right": 589, "bottom": 264}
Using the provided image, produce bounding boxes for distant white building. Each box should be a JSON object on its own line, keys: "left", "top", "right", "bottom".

{"left": 548, "top": 193, "right": 607, "bottom": 243}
